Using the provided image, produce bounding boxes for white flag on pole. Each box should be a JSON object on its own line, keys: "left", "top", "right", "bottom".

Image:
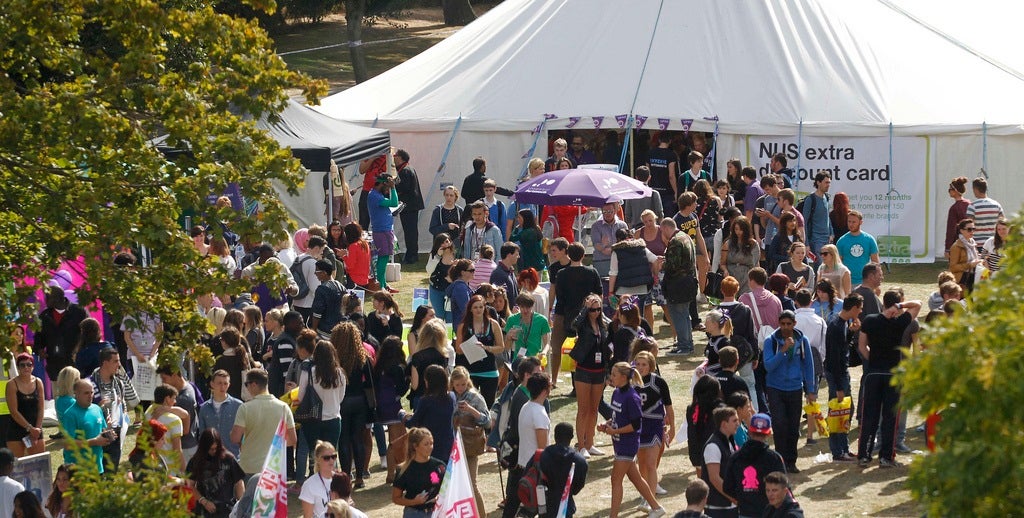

{"left": 249, "top": 417, "right": 288, "bottom": 518}
{"left": 556, "top": 463, "right": 575, "bottom": 518}
{"left": 433, "top": 429, "right": 478, "bottom": 518}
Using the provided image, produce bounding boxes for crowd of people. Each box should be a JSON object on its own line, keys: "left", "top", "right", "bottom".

{"left": 0, "top": 131, "right": 1011, "bottom": 518}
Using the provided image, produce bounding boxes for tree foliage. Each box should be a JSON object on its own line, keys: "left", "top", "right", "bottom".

{"left": 0, "top": 0, "right": 325, "bottom": 365}
{"left": 899, "top": 214, "right": 1024, "bottom": 516}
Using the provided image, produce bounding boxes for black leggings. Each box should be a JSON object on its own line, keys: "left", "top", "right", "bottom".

{"left": 470, "top": 375, "right": 499, "bottom": 409}
{"left": 339, "top": 395, "right": 369, "bottom": 476}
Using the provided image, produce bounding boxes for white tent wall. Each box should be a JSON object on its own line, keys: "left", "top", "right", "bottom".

{"left": 389, "top": 130, "right": 535, "bottom": 254}
{"left": 273, "top": 174, "right": 330, "bottom": 231}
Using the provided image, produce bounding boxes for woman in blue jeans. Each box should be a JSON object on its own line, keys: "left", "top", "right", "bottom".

{"left": 426, "top": 234, "right": 455, "bottom": 322}
{"left": 332, "top": 322, "right": 374, "bottom": 488}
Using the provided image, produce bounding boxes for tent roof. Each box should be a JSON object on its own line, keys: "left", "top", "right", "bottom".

{"left": 155, "top": 100, "right": 391, "bottom": 171}
{"left": 260, "top": 100, "right": 390, "bottom": 170}
{"left": 315, "top": 0, "right": 1024, "bottom": 135}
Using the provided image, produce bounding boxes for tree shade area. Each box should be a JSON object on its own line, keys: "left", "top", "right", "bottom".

{"left": 0, "top": 0, "right": 325, "bottom": 360}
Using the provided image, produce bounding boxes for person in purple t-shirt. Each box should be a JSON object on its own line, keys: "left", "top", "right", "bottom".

{"left": 741, "top": 166, "right": 765, "bottom": 224}
{"left": 600, "top": 362, "right": 666, "bottom": 518}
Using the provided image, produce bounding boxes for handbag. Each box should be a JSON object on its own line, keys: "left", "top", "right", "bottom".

{"left": 704, "top": 271, "right": 724, "bottom": 300}
{"left": 455, "top": 408, "right": 486, "bottom": 457}
{"left": 362, "top": 362, "right": 378, "bottom": 412}
{"left": 294, "top": 362, "right": 323, "bottom": 422}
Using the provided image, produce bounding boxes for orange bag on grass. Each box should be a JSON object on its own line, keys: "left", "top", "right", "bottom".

{"left": 826, "top": 396, "right": 853, "bottom": 434}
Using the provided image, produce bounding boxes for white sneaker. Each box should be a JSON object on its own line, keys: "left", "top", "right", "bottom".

{"left": 587, "top": 446, "right": 606, "bottom": 456}
{"left": 647, "top": 507, "right": 666, "bottom": 518}
{"left": 655, "top": 484, "right": 668, "bottom": 495}
{"left": 380, "top": 457, "right": 388, "bottom": 470}
{"left": 638, "top": 502, "right": 652, "bottom": 512}
{"left": 579, "top": 448, "right": 591, "bottom": 459}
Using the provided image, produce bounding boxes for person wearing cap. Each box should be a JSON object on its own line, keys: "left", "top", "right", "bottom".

{"left": 722, "top": 413, "right": 786, "bottom": 518}
{"left": 367, "top": 172, "right": 401, "bottom": 293}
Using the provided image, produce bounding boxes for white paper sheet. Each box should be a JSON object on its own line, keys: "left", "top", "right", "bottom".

{"left": 458, "top": 335, "right": 487, "bottom": 364}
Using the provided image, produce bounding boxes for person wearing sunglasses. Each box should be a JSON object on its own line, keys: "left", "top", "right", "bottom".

{"left": 301, "top": 441, "right": 339, "bottom": 518}
{"left": 949, "top": 218, "right": 983, "bottom": 293}
{"left": 445, "top": 259, "right": 476, "bottom": 328}
{"left": 569, "top": 294, "right": 612, "bottom": 459}
{"left": 5, "top": 353, "right": 45, "bottom": 457}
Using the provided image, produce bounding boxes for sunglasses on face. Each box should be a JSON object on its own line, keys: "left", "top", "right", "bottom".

{"left": 964, "top": 227, "right": 976, "bottom": 232}
{"left": 466, "top": 268, "right": 475, "bottom": 272}
{"left": 321, "top": 454, "right": 337, "bottom": 460}
{"left": 588, "top": 307, "right": 602, "bottom": 313}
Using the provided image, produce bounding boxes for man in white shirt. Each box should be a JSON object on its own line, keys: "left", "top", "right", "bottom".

{"left": 504, "top": 372, "right": 551, "bottom": 518}
{"left": 291, "top": 235, "right": 326, "bottom": 323}
{"left": 0, "top": 448, "right": 24, "bottom": 518}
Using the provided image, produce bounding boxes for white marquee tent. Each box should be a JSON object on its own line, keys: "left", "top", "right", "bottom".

{"left": 315, "top": 0, "right": 1024, "bottom": 258}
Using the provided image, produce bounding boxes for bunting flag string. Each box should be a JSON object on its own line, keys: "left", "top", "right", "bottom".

{"left": 681, "top": 118, "right": 693, "bottom": 135}
{"left": 592, "top": 116, "right": 604, "bottom": 129}
{"left": 566, "top": 117, "right": 581, "bottom": 128}
{"left": 657, "top": 118, "right": 670, "bottom": 131}
{"left": 615, "top": 114, "right": 629, "bottom": 128}
{"left": 634, "top": 115, "right": 648, "bottom": 129}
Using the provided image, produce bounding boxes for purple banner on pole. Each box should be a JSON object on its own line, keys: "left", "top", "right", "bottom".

{"left": 592, "top": 116, "right": 604, "bottom": 129}
{"left": 657, "top": 118, "right": 670, "bottom": 131}
{"left": 567, "top": 117, "right": 581, "bottom": 128}
{"left": 635, "top": 115, "right": 648, "bottom": 129}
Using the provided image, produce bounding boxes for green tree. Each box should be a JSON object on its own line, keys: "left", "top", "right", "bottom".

{"left": 899, "top": 214, "right": 1024, "bottom": 516}
{"left": 0, "top": 0, "right": 325, "bottom": 368}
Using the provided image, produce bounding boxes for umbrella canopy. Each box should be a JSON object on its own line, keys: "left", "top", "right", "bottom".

{"left": 513, "top": 168, "right": 652, "bottom": 207}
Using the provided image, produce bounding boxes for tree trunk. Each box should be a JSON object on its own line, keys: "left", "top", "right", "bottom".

{"left": 345, "top": 0, "right": 369, "bottom": 83}
{"left": 442, "top": 0, "right": 476, "bottom": 26}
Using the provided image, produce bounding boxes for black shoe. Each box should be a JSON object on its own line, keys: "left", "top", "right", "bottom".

{"left": 566, "top": 388, "right": 577, "bottom": 398}
{"left": 785, "top": 463, "right": 801, "bottom": 474}
{"left": 49, "top": 432, "right": 62, "bottom": 441}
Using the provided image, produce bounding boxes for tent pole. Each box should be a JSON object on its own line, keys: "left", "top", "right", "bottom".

{"left": 618, "top": 124, "right": 632, "bottom": 175}
{"left": 629, "top": 125, "right": 635, "bottom": 176}
{"left": 423, "top": 114, "right": 464, "bottom": 214}
{"left": 795, "top": 118, "right": 803, "bottom": 191}
{"left": 518, "top": 115, "right": 552, "bottom": 183}
{"left": 981, "top": 121, "right": 988, "bottom": 178}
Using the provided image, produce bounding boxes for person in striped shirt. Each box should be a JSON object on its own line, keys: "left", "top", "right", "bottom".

{"left": 966, "top": 177, "right": 1004, "bottom": 252}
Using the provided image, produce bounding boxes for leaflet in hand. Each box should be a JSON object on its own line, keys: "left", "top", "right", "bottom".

{"left": 459, "top": 335, "right": 487, "bottom": 364}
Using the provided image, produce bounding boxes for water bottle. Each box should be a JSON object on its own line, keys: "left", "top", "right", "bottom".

{"left": 536, "top": 484, "right": 547, "bottom": 515}
{"left": 541, "top": 266, "right": 549, "bottom": 283}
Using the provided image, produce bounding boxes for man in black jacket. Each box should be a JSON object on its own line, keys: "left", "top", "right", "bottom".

{"left": 394, "top": 149, "right": 424, "bottom": 264}
{"left": 461, "top": 157, "right": 513, "bottom": 206}
{"left": 723, "top": 413, "right": 786, "bottom": 518}
{"left": 701, "top": 406, "right": 740, "bottom": 518}
{"left": 37, "top": 286, "right": 88, "bottom": 382}
{"left": 763, "top": 472, "right": 804, "bottom": 518}
{"left": 824, "top": 294, "right": 862, "bottom": 462}
{"left": 539, "top": 422, "right": 588, "bottom": 517}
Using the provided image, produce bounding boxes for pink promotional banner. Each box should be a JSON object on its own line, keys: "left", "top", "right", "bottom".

{"left": 20, "top": 256, "right": 105, "bottom": 340}
{"left": 434, "top": 430, "right": 476, "bottom": 518}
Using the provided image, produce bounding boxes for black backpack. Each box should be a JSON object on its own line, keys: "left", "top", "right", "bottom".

{"left": 289, "top": 256, "right": 314, "bottom": 299}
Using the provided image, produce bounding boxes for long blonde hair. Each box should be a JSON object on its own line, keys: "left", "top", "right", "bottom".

{"left": 330, "top": 161, "right": 354, "bottom": 221}
{"left": 610, "top": 361, "right": 643, "bottom": 386}
{"left": 449, "top": 366, "right": 475, "bottom": 391}
{"left": 54, "top": 366, "right": 81, "bottom": 398}
{"left": 399, "top": 427, "right": 434, "bottom": 475}
{"left": 819, "top": 244, "right": 843, "bottom": 270}
{"left": 417, "top": 319, "right": 449, "bottom": 358}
